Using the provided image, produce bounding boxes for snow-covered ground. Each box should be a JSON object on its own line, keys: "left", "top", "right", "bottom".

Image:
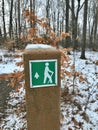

{"left": 0, "top": 49, "right": 23, "bottom": 74}
{"left": 0, "top": 48, "right": 98, "bottom": 130}
{"left": 61, "top": 51, "right": 98, "bottom": 130}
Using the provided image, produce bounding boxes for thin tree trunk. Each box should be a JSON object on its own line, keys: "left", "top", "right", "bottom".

{"left": 33, "top": 0, "right": 35, "bottom": 12}
{"left": 18, "top": 0, "right": 21, "bottom": 38}
{"left": 57, "top": 11, "right": 60, "bottom": 35}
{"left": 0, "top": 27, "right": 2, "bottom": 37}
{"left": 66, "top": 0, "right": 69, "bottom": 33}
{"left": 93, "top": 6, "right": 98, "bottom": 50}
{"left": 89, "top": 21, "right": 94, "bottom": 49}
{"left": 15, "top": 2, "right": 18, "bottom": 47}
{"left": 70, "top": 0, "right": 84, "bottom": 50}
{"left": 46, "top": 0, "right": 50, "bottom": 22}
{"left": 71, "top": 0, "right": 77, "bottom": 49}
{"left": 80, "top": 0, "right": 88, "bottom": 59}
{"left": 53, "top": 12, "right": 56, "bottom": 32}
{"left": 2, "top": 0, "right": 6, "bottom": 38}
{"left": 9, "top": 0, "right": 14, "bottom": 38}
{"left": 30, "top": 0, "right": 33, "bottom": 27}
{"left": 46, "top": 0, "right": 50, "bottom": 34}
{"left": 33, "top": 0, "right": 36, "bottom": 28}
{"left": 65, "top": 0, "right": 70, "bottom": 48}
{"left": 57, "top": 0, "right": 60, "bottom": 35}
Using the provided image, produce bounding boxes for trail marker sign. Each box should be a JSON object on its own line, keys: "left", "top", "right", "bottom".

{"left": 24, "top": 45, "right": 61, "bottom": 130}
{"left": 29, "top": 59, "right": 57, "bottom": 88}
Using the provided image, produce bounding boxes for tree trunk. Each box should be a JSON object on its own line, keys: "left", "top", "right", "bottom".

{"left": 66, "top": 0, "right": 69, "bottom": 33}
{"left": 80, "top": 0, "right": 88, "bottom": 59}
{"left": 71, "top": 0, "right": 78, "bottom": 49}
{"left": 46, "top": 0, "right": 50, "bottom": 34}
{"left": 89, "top": 21, "right": 94, "bottom": 49}
{"left": 65, "top": 0, "right": 70, "bottom": 48}
{"left": 0, "top": 27, "right": 2, "bottom": 37}
{"left": 2, "top": 0, "right": 6, "bottom": 38}
{"left": 57, "top": 0, "right": 60, "bottom": 35}
{"left": 70, "top": 0, "right": 84, "bottom": 50}
{"left": 9, "top": 0, "right": 14, "bottom": 38}
{"left": 33, "top": 0, "right": 36, "bottom": 28}
{"left": 30, "top": 0, "right": 33, "bottom": 27}
{"left": 15, "top": 2, "right": 18, "bottom": 47}
{"left": 53, "top": 12, "right": 56, "bottom": 32}
{"left": 18, "top": 0, "right": 21, "bottom": 38}
{"left": 33, "top": 0, "right": 35, "bottom": 12}
{"left": 93, "top": 6, "right": 98, "bottom": 50}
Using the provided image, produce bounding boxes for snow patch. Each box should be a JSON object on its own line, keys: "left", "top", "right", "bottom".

{"left": 25, "top": 44, "right": 55, "bottom": 49}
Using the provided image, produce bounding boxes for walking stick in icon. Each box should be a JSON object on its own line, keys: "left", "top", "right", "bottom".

{"left": 47, "top": 72, "right": 54, "bottom": 84}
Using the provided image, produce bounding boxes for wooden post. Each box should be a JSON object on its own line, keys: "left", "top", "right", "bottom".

{"left": 24, "top": 44, "right": 61, "bottom": 130}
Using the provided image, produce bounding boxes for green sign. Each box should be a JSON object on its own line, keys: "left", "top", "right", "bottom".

{"left": 29, "top": 59, "right": 58, "bottom": 88}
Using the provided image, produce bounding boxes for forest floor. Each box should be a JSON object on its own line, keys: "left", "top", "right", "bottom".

{"left": 0, "top": 79, "right": 12, "bottom": 120}
{"left": 0, "top": 48, "right": 98, "bottom": 130}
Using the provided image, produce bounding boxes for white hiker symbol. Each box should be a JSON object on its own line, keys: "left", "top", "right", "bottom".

{"left": 43, "top": 62, "right": 54, "bottom": 84}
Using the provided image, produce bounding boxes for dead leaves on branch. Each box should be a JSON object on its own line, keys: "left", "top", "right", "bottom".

{"left": 0, "top": 74, "right": 11, "bottom": 79}
{"left": 23, "top": 10, "right": 70, "bottom": 46}
{"left": 16, "top": 61, "right": 24, "bottom": 67}
{"left": 23, "top": 9, "right": 29, "bottom": 17}
{"left": 23, "top": 10, "right": 48, "bottom": 28}
{"left": 13, "top": 54, "right": 23, "bottom": 58}
{"left": 60, "top": 48, "right": 72, "bottom": 65}
{"left": 23, "top": 10, "right": 37, "bottom": 22}
{"left": 60, "top": 48, "right": 88, "bottom": 84}
{"left": 61, "top": 32, "right": 70, "bottom": 39}
{"left": 0, "top": 52, "right": 24, "bottom": 89}
{"left": 0, "top": 71, "right": 24, "bottom": 90}
{"left": 10, "top": 71, "right": 24, "bottom": 88}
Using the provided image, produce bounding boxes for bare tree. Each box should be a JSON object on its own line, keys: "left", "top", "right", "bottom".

{"left": 9, "top": 0, "right": 14, "bottom": 38}
{"left": 30, "top": 0, "right": 36, "bottom": 28}
{"left": 33, "top": 0, "right": 35, "bottom": 12}
{"left": 80, "top": 0, "right": 88, "bottom": 59}
{"left": 46, "top": 0, "right": 50, "bottom": 26}
{"left": 18, "top": 0, "right": 21, "bottom": 38}
{"left": 87, "top": 0, "right": 98, "bottom": 50}
{"left": 69, "top": 0, "right": 85, "bottom": 49}
{"left": 15, "top": 2, "right": 18, "bottom": 46}
{"left": 30, "top": 0, "right": 33, "bottom": 27}
{"left": 2, "top": 0, "right": 6, "bottom": 38}
{"left": 0, "top": 27, "right": 2, "bottom": 37}
{"left": 57, "top": 0, "right": 60, "bottom": 34}
{"left": 65, "top": 0, "right": 69, "bottom": 33}
{"left": 45, "top": 0, "right": 51, "bottom": 34}
{"left": 93, "top": 5, "right": 98, "bottom": 49}
{"left": 33, "top": 0, "right": 36, "bottom": 28}
{"left": 52, "top": 12, "right": 56, "bottom": 32}
{"left": 65, "top": 0, "right": 70, "bottom": 48}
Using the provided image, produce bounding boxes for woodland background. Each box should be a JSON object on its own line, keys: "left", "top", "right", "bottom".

{"left": 0, "top": 0, "right": 98, "bottom": 58}
{"left": 0, "top": 0, "right": 98, "bottom": 129}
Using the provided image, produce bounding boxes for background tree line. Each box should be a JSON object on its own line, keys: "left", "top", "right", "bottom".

{"left": 0, "top": 0, "right": 98, "bottom": 58}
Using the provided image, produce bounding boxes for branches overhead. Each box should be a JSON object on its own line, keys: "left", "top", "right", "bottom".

{"left": 68, "top": 0, "right": 85, "bottom": 19}
{"left": 22, "top": 9, "right": 70, "bottom": 47}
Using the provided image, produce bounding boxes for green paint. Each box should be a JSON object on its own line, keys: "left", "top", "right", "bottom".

{"left": 29, "top": 59, "right": 57, "bottom": 88}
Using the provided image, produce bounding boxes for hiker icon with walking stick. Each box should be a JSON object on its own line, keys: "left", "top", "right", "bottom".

{"left": 43, "top": 62, "right": 54, "bottom": 84}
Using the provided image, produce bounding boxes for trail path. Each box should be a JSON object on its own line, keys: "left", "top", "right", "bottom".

{"left": 0, "top": 79, "right": 12, "bottom": 120}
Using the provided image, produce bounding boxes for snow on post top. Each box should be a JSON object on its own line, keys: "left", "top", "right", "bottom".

{"left": 25, "top": 44, "right": 55, "bottom": 50}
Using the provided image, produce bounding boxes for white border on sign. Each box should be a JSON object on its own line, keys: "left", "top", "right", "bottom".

{"left": 29, "top": 59, "right": 58, "bottom": 88}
